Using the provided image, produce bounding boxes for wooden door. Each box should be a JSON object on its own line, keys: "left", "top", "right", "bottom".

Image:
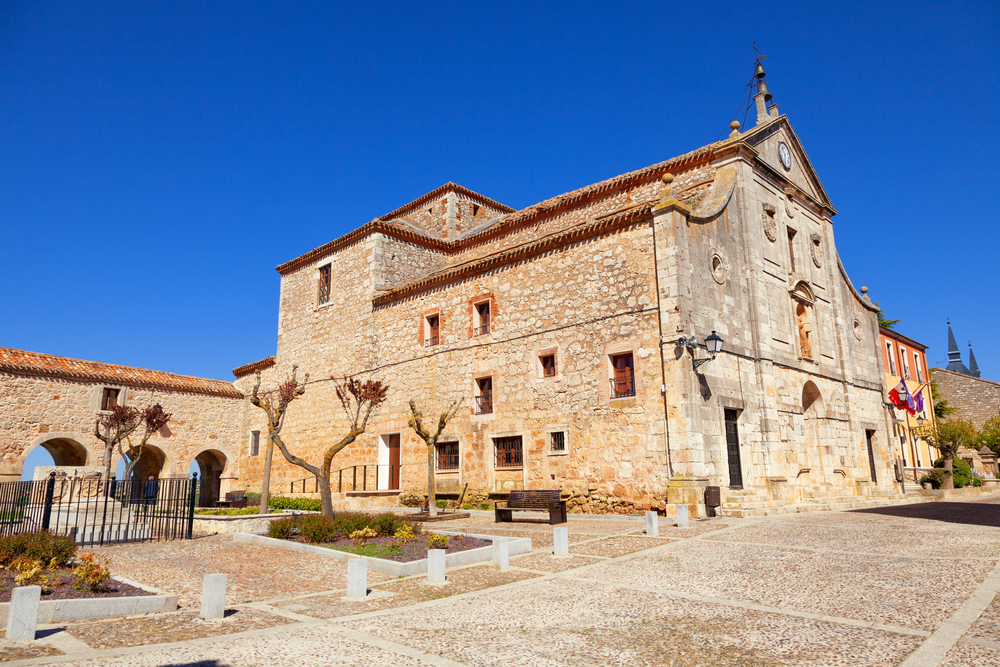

{"left": 388, "top": 434, "right": 400, "bottom": 490}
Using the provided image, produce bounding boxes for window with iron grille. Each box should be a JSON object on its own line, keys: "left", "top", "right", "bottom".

{"left": 425, "top": 315, "right": 440, "bottom": 347}
{"left": 476, "top": 377, "right": 493, "bottom": 414}
{"left": 100, "top": 388, "right": 120, "bottom": 412}
{"left": 494, "top": 436, "right": 522, "bottom": 469}
{"left": 251, "top": 431, "right": 260, "bottom": 457}
{"left": 541, "top": 354, "right": 556, "bottom": 377}
{"left": 610, "top": 353, "right": 635, "bottom": 398}
{"left": 318, "top": 264, "right": 332, "bottom": 305}
{"left": 436, "top": 441, "right": 459, "bottom": 471}
{"left": 550, "top": 431, "right": 565, "bottom": 452}
{"left": 474, "top": 301, "right": 490, "bottom": 336}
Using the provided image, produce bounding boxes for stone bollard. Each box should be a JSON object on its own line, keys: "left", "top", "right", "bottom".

{"left": 346, "top": 558, "right": 368, "bottom": 599}
{"left": 6, "top": 586, "right": 41, "bottom": 642}
{"left": 645, "top": 510, "right": 659, "bottom": 537}
{"left": 553, "top": 526, "right": 569, "bottom": 557}
{"left": 676, "top": 504, "right": 689, "bottom": 529}
{"left": 493, "top": 539, "right": 509, "bottom": 571}
{"left": 200, "top": 573, "right": 227, "bottom": 620}
{"left": 427, "top": 549, "right": 446, "bottom": 584}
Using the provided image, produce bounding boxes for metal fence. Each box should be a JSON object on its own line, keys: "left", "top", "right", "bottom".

{"left": 0, "top": 471, "right": 198, "bottom": 547}
{"left": 290, "top": 464, "right": 402, "bottom": 494}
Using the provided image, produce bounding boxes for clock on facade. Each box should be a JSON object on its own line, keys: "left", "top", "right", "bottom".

{"left": 778, "top": 142, "right": 792, "bottom": 170}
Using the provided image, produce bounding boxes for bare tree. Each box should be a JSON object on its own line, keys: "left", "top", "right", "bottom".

{"left": 917, "top": 418, "right": 979, "bottom": 489}
{"left": 117, "top": 405, "right": 172, "bottom": 481}
{"left": 248, "top": 367, "right": 308, "bottom": 513}
{"left": 408, "top": 399, "right": 461, "bottom": 518}
{"left": 95, "top": 405, "right": 140, "bottom": 482}
{"left": 250, "top": 371, "right": 388, "bottom": 518}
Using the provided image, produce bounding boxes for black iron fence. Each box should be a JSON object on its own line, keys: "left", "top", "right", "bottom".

{"left": 0, "top": 472, "right": 198, "bottom": 546}
{"left": 290, "top": 464, "right": 402, "bottom": 494}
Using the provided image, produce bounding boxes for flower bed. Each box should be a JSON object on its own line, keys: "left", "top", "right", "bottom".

{"left": 0, "top": 568, "right": 152, "bottom": 602}
{"left": 287, "top": 534, "right": 491, "bottom": 562}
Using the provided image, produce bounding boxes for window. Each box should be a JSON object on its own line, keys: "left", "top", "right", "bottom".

{"left": 474, "top": 301, "right": 490, "bottom": 336}
{"left": 914, "top": 352, "right": 923, "bottom": 382}
{"left": 250, "top": 431, "right": 260, "bottom": 457}
{"left": 900, "top": 346, "right": 910, "bottom": 379}
{"left": 610, "top": 353, "right": 635, "bottom": 398}
{"left": 885, "top": 341, "right": 896, "bottom": 375}
{"left": 475, "top": 377, "right": 493, "bottom": 414}
{"left": 436, "top": 441, "right": 459, "bottom": 471}
{"left": 494, "top": 436, "right": 522, "bottom": 469}
{"left": 318, "top": 264, "right": 332, "bottom": 305}
{"left": 787, "top": 228, "right": 797, "bottom": 273}
{"left": 425, "top": 314, "right": 440, "bottom": 347}
{"left": 472, "top": 204, "right": 481, "bottom": 217}
{"left": 541, "top": 354, "right": 556, "bottom": 378}
{"left": 550, "top": 431, "right": 565, "bottom": 452}
{"left": 100, "top": 388, "right": 120, "bottom": 412}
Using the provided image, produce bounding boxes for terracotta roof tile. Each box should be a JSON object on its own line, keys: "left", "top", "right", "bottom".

{"left": 233, "top": 356, "right": 276, "bottom": 378}
{"left": 0, "top": 347, "right": 243, "bottom": 398}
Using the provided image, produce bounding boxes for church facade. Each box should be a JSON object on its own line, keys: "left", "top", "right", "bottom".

{"left": 232, "top": 75, "right": 899, "bottom": 516}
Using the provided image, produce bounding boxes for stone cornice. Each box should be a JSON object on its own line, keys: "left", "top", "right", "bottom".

{"left": 232, "top": 356, "right": 277, "bottom": 379}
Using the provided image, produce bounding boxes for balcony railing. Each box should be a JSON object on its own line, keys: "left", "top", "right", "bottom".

{"left": 610, "top": 374, "right": 636, "bottom": 398}
{"left": 424, "top": 336, "right": 439, "bottom": 347}
{"left": 290, "top": 464, "right": 403, "bottom": 494}
{"left": 473, "top": 323, "right": 490, "bottom": 336}
{"left": 475, "top": 391, "right": 493, "bottom": 415}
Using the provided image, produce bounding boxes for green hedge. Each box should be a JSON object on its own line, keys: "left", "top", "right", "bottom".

{"left": 267, "top": 496, "right": 323, "bottom": 512}
{"left": 934, "top": 457, "right": 972, "bottom": 488}
{"left": 0, "top": 531, "right": 76, "bottom": 568}
{"left": 266, "top": 511, "right": 408, "bottom": 544}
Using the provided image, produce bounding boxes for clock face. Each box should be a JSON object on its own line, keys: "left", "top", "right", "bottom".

{"left": 778, "top": 142, "right": 792, "bottom": 170}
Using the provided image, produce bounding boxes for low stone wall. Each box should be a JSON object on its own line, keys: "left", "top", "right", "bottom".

{"left": 0, "top": 576, "right": 176, "bottom": 624}
{"left": 192, "top": 512, "right": 306, "bottom": 535}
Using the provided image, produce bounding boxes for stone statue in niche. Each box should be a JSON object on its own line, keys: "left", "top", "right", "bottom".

{"left": 796, "top": 301, "right": 813, "bottom": 359}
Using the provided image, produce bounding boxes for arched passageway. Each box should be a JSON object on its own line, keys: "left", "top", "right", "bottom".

{"left": 21, "top": 437, "right": 90, "bottom": 480}
{"left": 193, "top": 450, "right": 228, "bottom": 508}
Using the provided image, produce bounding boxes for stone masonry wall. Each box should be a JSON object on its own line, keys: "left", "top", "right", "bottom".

{"left": 931, "top": 368, "right": 1000, "bottom": 429}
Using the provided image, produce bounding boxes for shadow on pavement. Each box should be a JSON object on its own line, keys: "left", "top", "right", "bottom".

{"left": 852, "top": 501, "right": 1000, "bottom": 528}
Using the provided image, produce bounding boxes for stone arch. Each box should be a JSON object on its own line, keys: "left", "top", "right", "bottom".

{"left": 122, "top": 443, "right": 172, "bottom": 482}
{"left": 21, "top": 433, "right": 92, "bottom": 476}
{"left": 802, "top": 381, "right": 824, "bottom": 417}
{"left": 191, "top": 448, "right": 231, "bottom": 508}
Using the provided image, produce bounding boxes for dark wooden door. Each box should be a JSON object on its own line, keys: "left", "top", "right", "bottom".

{"left": 724, "top": 409, "right": 743, "bottom": 489}
{"left": 388, "top": 434, "right": 400, "bottom": 490}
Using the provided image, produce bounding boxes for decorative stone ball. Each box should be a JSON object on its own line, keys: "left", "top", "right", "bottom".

{"left": 661, "top": 173, "right": 674, "bottom": 186}
{"left": 730, "top": 121, "right": 740, "bottom": 131}
{"left": 860, "top": 286, "right": 868, "bottom": 294}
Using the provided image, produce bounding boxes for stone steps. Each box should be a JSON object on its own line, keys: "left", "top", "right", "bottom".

{"left": 718, "top": 493, "right": 935, "bottom": 518}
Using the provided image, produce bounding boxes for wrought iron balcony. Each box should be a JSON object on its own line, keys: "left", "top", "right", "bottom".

{"left": 475, "top": 391, "right": 493, "bottom": 415}
{"left": 473, "top": 323, "right": 490, "bottom": 336}
{"left": 424, "top": 336, "right": 439, "bottom": 347}
{"left": 610, "top": 374, "right": 636, "bottom": 398}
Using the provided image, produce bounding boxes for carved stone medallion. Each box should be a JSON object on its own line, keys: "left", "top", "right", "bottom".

{"left": 711, "top": 253, "right": 726, "bottom": 284}
{"left": 783, "top": 186, "right": 796, "bottom": 219}
{"left": 810, "top": 233, "right": 822, "bottom": 268}
{"left": 762, "top": 203, "right": 777, "bottom": 242}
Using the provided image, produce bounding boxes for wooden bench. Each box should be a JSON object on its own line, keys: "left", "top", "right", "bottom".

{"left": 217, "top": 490, "right": 247, "bottom": 509}
{"left": 495, "top": 490, "right": 567, "bottom": 525}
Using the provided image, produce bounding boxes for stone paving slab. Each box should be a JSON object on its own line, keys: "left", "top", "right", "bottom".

{"left": 91, "top": 535, "right": 394, "bottom": 606}
{"left": 582, "top": 539, "right": 993, "bottom": 632}
{"left": 569, "top": 535, "right": 677, "bottom": 558}
{"left": 964, "top": 591, "right": 1000, "bottom": 642}
{"left": 0, "top": 642, "right": 64, "bottom": 662}
{"left": 344, "top": 577, "right": 925, "bottom": 666}
{"left": 510, "top": 553, "right": 603, "bottom": 573}
{"left": 940, "top": 642, "right": 1000, "bottom": 666}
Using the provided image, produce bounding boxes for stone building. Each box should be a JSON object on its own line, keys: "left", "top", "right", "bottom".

{"left": 233, "top": 70, "right": 901, "bottom": 516}
{"left": 879, "top": 327, "right": 936, "bottom": 468}
{"left": 0, "top": 347, "right": 244, "bottom": 505}
{"left": 932, "top": 324, "right": 999, "bottom": 429}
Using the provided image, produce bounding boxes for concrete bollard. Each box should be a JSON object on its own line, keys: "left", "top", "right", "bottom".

{"left": 6, "top": 586, "right": 41, "bottom": 642}
{"left": 427, "top": 549, "right": 446, "bottom": 584}
{"left": 346, "top": 558, "right": 368, "bottom": 599}
{"left": 493, "top": 539, "right": 509, "bottom": 571}
{"left": 676, "top": 504, "right": 689, "bottom": 529}
{"left": 199, "top": 573, "right": 227, "bottom": 620}
{"left": 645, "top": 510, "right": 659, "bottom": 537}
{"left": 553, "top": 526, "right": 569, "bottom": 557}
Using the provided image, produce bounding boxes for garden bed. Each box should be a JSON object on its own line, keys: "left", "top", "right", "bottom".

{"left": 285, "top": 533, "right": 490, "bottom": 562}
{"left": 0, "top": 568, "right": 153, "bottom": 602}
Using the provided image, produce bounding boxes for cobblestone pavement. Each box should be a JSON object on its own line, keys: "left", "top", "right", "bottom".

{"left": 6, "top": 498, "right": 1000, "bottom": 666}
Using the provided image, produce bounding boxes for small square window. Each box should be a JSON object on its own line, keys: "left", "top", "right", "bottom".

{"left": 251, "top": 431, "right": 260, "bottom": 457}
{"left": 550, "top": 431, "right": 565, "bottom": 452}
{"left": 476, "top": 378, "right": 493, "bottom": 415}
{"left": 101, "top": 388, "right": 120, "bottom": 412}
{"left": 610, "top": 353, "right": 635, "bottom": 398}
{"left": 436, "top": 442, "right": 459, "bottom": 471}
{"left": 474, "top": 302, "right": 490, "bottom": 336}
{"left": 541, "top": 354, "right": 556, "bottom": 377}
{"left": 494, "top": 436, "right": 522, "bottom": 469}
{"left": 318, "top": 264, "right": 332, "bottom": 305}
{"left": 425, "top": 315, "right": 440, "bottom": 347}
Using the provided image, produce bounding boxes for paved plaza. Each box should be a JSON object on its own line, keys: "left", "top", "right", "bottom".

{"left": 4, "top": 498, "right": 1000, "bottom": 666}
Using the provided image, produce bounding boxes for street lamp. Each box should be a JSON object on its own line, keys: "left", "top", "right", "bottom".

{"left": 677, "top": 330, "right": 724, "bottom": 369}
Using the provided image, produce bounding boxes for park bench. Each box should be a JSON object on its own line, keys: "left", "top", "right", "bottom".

{"left": 217, "top": 490, "right": 247, "bottom": 509}
{"left": 494, "top": 489, "right": 567, "bottom": 525}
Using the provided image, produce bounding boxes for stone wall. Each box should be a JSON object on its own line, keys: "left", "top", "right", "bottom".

{"left": 931, "top": 368, "right": 1000, "bottom": 429}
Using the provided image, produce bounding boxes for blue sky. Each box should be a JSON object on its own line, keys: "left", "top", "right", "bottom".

{"left": 1, "top": 2, "right": 997, "bottom": 393}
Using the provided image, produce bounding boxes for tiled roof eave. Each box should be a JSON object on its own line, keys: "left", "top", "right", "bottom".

{"left": 0, "top": 363, "right": 243, "bottom": 399}
{"left": 373, "top": 204, "right": 653, "bottom": 307}
{"left": 233, "top": 356, "right": 276, "bottom": 378}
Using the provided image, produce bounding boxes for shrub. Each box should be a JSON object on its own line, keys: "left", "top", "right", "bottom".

{"left": 268, "top": 497, "right": 322, "bottom": 512}
{"left": 479, "top": 502, "right": 490, "bottom": 511}
{"left": 373, "top": 512, "right": 405, "bottom": 536}
{"left": 0, "top": 531, "right": 76, "bottom": 569}
{"left": 349, "top": 527, "right": 378, "bottom": 546}
{"left": 73, "top": 554, "right": 111, "bottom": 592}
{"left": 436, "top": 499, "right": 447, "bottom": 509}
{"left": 921, "top": 469, "right": 946, "bottom": 489}
{"left": 426, "top": 533, "right": 449, "bottom": 549}
{"left": 461, "top": 503, "right": 472, "bottom": 510}
{"left": 267, "top": 516, "right": 298, "bottom": 539}
{"left": 394, "top": 524, "right": 417, "bottom": 543}
{"left": 934, "top": 458, "right": 972, "bottom": 488}
{"left": 245, "top": 491, "right": 261, "bottom": 506}
{"left": 973, "top": 477, "right": 983, "bottom": 487}
{"left": 12, "top": 558, "right": 47, "bottom": 587}
{"left": 299, "top": 515, "right": 337, "bottom": 543}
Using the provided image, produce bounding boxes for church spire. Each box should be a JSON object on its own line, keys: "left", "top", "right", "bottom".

{"left": 969, "top": 342, "right": 981, "bottom": 378}
{"left": 946, "top": 320, "right": 972, "bottom": 375}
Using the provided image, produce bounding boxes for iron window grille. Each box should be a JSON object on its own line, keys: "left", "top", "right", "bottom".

{"left": 550, "top": 431, "right": 565, "bottom": 451}
{"left": 437, "top": 442, "right": 459, "bottom": 471}
{"left": 475, "top": 391, "right": 493, "bottom": 415}
{"left": 425, "top": 316, "right": 440, "bottom": 347}
{"left": 250, "top": 431, "right": 260, "bottom": 457}
{"left": 610, "top": 353, "right": 636, "bottom": 398}
{"left": 318, "top": 264, "right": 332, "bottom": 305}
{"left": 495, "top": 436, "right": 523, "bottom": 469}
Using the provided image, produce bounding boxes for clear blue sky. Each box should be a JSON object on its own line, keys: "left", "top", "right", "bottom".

{"left": 1, "top": 0, "right": 997, "bottom": 385}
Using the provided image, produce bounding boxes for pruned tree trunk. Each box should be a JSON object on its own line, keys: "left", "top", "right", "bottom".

{"left": 318, "top": 473, "right": 333, "bottom": 517}
{"left": 427, "top": 444, "right": 437, "bottom": 518}
{"left": 260, "top": 439, "right": 274, "bottom": 513}
{"left": 943, "top": 455, "right": 955, "bottom": 489}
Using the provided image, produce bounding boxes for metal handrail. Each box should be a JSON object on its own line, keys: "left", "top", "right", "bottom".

{"left": 473, "top": 323, "right": 490, "bottom": 336}
{"left": 289, "top": 464, "right": 404, "bottom": 494}
{"left": 609, "top": 375, "right": 636, "bottom": 398}
{"left": 424, "top": 336, "right": 439, "bottom": 347}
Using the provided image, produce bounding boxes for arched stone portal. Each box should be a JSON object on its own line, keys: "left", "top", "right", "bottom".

{"left": 126, "top": 444, "right": 168, "bottom": 483}
{"left": 21, "top": 435, "right": 90, "bottom": 478}
{"left": 193, "top": 449, "right": 229, "bottom": 508}
{"left": 802, "top": 382, "right": 828, "bottom": 478}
